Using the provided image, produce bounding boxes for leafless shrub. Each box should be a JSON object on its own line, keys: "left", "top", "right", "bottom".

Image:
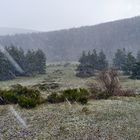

{"left": 88, "top": 69, "right": 135, "bottom": 99}
{"left": 98, "top": 69, "right": 121, "bottom": 95}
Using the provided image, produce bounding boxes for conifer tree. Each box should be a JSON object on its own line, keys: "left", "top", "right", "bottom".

{"left": 77, "top": 49, "right": 108, "bottom": 77}
{"left": 131, "top": 62, "right": 140, "bottom": 79}
{"left": 97, "top": 50, "right": 108, "bottom": 70}
{"left": 0, "top": 46, "right": 47, "bottom": 80}
{"left": 34, "top": 49, "right": 46, "bottom": 74}
{"left": 122, "top": 52, "right": 136, "bottom": 75}
{"left": 113, "top": 48, "right": 126, "bottom": 70}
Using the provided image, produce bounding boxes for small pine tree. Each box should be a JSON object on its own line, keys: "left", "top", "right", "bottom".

{"left": 5, "top": 45, "right": 26, "bottom": 76}
{"left": 122, "top": 52, "right": 136, "bottom": 75}
{"left": 131, "top": 62, "right": 140, "bottom": 79}
{"left": 0, "top": 51, "right": 14, "bottom": 80}
{"left": 90, "top": 49, "right": 98, "bottom": 69}
{"left": 34, "top": 49, "right": 46, "bottom": 74}
{"left": 136, "top": 50, "right": 140, "bottom": 62}
{"left": 113, "top": 48, "right": 126, "bottom": 70}
{"left": 97, "top": 50, "right": 108, "bottom": 70}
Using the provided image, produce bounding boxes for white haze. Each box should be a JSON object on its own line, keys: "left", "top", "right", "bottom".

{"left": 0, "top": 0, "right": 140, "bottom": 31}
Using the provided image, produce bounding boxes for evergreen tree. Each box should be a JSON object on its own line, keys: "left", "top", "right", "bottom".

{"left": 0, "top": 50, "right": 14, "bottom": 80}
{"left": 122, "top": 52, "right": 136, "bottom": 75}
{"left": 113, "top": 48, "right": 126, "bottom": 70}
{"left": 79, "top": 51, "right": 86, "bottom": 64}
{"left": 136, "top": 50, "right": 140, "bottom": 62}
{"left": 0, "top": 46, "right": 47, "bottom": 81}
{"left": 25, "top": 49, "right": 46, "bottom": 75}
{"left": 25, "top": 50, "right": 37, "bottom": 75}
{"left": 91, "top": 49, "right": 98, "bottom": 68}
{"left": 34, "top": 49, "right": 46, "bottom": 74}
{"left": 97, "top": 50, "right": 108, "bottom": 70}
{"left": 131, "top": 62, "right": 140, "bottom": 79}
{"left": 5, "top": 45, "right": 26, "bottom": 76}
{"left": 77, "top": 51, "right": 94, "bottom": 77}
{"left": 77, "top": 49, "right": 108, "bottom": 77}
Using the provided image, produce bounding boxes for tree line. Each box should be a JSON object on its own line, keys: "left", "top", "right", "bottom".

{"left": 0, "top": 45, "right": 46, "bottom": 81}
{"left": 113, "top": 48, "right": 140, "bottom": 79}
{"left": 76, "top": 49, "right": 108, "bottom": 77}
{"left": 77, "top": 48, "right": 140, "bottom": 79}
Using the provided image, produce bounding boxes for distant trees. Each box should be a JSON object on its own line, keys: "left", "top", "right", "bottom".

{"left": 0, "top": 45, "right": 46, "bottom": 81}
{"left": 122, "top": 52, "right": 136, "bottom": 75}
{"left": 0, "top": 51, "right": 14, "bottom": 80}
{"left": 136, "top": 50, "right": 140, "bottom": 62}
{"left": 76, "top": 49, "right": 108, "bottom": 77}
{"left": 5, "top": 46, "right": 26, "bottom": 76}
{"left": 97, "top": 50, "right": 108, "bottom": 70}
{"left": 113, "top": 48, "right": 126, "bottom": 70}
{"left": 131, "top": 51, "right": 140, "bottom": 79}
{"left": 113, "top": 48, "right": 140, "bottom": 78}
{"left": 25, "top": 49, "right": 46, "bottom": 75}
{"left": 113, "top": 49, "right": 136, "bottom": 75}
{"left": 77, "top": 48, "right": 140, "bottom": 79}
{"left": 131, "top": 62, "right": 140, "bottom": 79}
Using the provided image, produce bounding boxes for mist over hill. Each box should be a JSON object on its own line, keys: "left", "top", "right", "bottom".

{"left": 0, "top": 16, "right": 140, "bottom": 62}
{"left": 0, "top": 27, "right": 37, "bottom": 36}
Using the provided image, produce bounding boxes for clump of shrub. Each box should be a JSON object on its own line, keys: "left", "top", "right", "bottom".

{"left": 47, "top": 93, "right": 64, "bottom": 103}
{"left": 62, "top": 88, "right": 89, "bottom": 104}
{"left": 2, "top": 91, "right": 18, "bottom": 104}
{"left": 12, "top": 84, "right": 41, "bottom": 103}
{"left": 47, "top": 88, "right": 89, "bottom": 105}
{"left": 0, "top": 84, "right": 43, "bottom": 109}
{"left": 88, "top": 69, "right": 135, "bottom": 99}
{"left": 18, "top": 96, "right": 37, "bottom": 109}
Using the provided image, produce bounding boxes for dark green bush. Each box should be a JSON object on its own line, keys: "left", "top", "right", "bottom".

{"left": 77, "top": 96, "right": 88, "bottom": 105}
{"left": 47, "top": 93, "right": 64, "bottom": 103}
{"left": 2, "top": 91, "right": 18, "bottom": 104}
{"left": 62, "top": 89, "right": 78, "bottom": 102}
{"left": 62, "top": 88, "right": 89, "bottom": 104}
{"left": 0, "top": 84, "right": 43, "bottom": 108}
{"left": 18, "top": 96, "right": 37, "bottom": 109}
{"left": 79, "top": 88, "right": 89, "bottom": 96}
{"left": 47, "top": 88, "right": 89, "bottom": 105}
{"left": 12, "top": 84, "right": 41, "bottom": 101}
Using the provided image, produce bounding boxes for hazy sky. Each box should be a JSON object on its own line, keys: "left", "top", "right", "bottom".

{"left": 0, "top": 0, "right": 140, "bottom": 31}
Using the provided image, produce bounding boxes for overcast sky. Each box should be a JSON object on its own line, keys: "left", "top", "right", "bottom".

{"left": 0, "top": 0, "right": 140, "bottom": 31}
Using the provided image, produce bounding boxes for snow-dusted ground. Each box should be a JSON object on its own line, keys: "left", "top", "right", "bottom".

{"left": 0, "top": 98, "right": 140, "bottom": 139}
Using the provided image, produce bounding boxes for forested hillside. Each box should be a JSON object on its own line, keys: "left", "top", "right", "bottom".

{"left": 0, "top": 16, "right": 140, "bottom": 62}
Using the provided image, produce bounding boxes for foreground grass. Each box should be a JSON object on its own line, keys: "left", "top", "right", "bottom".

{"left": 0, "top": 98, "right": 140, "bottom": 140}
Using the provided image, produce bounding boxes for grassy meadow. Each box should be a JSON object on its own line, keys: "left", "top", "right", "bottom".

{"left": 0, "top": 63, "right": 140, "bottom": 139}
